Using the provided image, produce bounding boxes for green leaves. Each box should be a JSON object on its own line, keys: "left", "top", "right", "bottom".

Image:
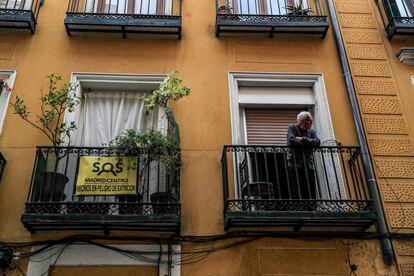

{"left": 141, "top": 71, "right": 191, "bottom": 111}
{"left": 10, "top": 74, "right": 80, "bottom": 146}
{"left": 110, "top": 129, "right": 180, "bottom": 171}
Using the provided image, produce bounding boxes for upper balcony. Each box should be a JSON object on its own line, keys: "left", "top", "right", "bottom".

{"left": 378, "top": 0, "right": 414, "bottom": 40}
{"left": 0, "top": 0, "right": 42, "bottom": 34}
{"left": 64, "top": 0, "right": 182, "bottom": 39}
{"left": 221, "top": 145, "right": 377, "bottom": 232}
{"left": 215, "top": 0, "right": 329, "bottom": 38}
{"left": 21, "top": 146, "right": 181, "bottom": 233}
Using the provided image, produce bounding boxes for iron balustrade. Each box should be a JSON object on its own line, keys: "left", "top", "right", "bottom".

{"left": 21, "top": 146, "right": 181, "bottom": 233}
{"left": 221, "top": 145, "right": 377, "bottom": 230}
{"left": 377, "top": 0, "right": 414, "bottom": 39}
{"left": 215, "top": 0, "right": 329, "bottom": 37}
{"left": 0, "top": 0, "right": 41, "bottom": 33}
{"left": 64, "top": 0, "right": 182, "bottom": 38}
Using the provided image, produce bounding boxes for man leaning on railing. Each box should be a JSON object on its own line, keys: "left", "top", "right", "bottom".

{"left": 287, "top": 111, "right": 320, "bottom": 206}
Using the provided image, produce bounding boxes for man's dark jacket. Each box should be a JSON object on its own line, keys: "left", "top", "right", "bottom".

{"left": 286, "top": 124, "right": 321, "bottom": 168}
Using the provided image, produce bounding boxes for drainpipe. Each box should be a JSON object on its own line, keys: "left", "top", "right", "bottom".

{"left": 327, "top": 0, "right": 394, "bottom": 266}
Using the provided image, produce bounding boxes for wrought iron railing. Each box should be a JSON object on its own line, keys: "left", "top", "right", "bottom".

{"left": 377, "top": 0, "right": 414, "bottom": 39}
{"left": 0, "top": 0, "right": 42, "bottom": 33}
{"left": 22, "top": 146, "right": 181, "bottom": 232}
{"left": 216, "top": 0, "right": 327, "bottom": 16}
{"left": 215, "top": 0, "right": 329, "bottom": 37}
{"left": 65, "top": 0, "right": 182, "bottom": 38}
{"left": 221, "top": 145, "right": 376, "bottom": 229}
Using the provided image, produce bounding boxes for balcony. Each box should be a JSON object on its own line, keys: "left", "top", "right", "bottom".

{"left": 221, "top": 145, "right": 377, "bottom": 231}
{"left": 21, "top": 146, "right": 181, "bottom": 233}
{"left": 379, "top": 0, "right": 414, "bottom": 39}
{"left": 215, "top": 0, "right": 329, "bottom": 38}
{"left": 64, "top": 0, "right": 182, "bottom": 38}
{"left": 0, "top": 0, "right": 42, "bottom": 33}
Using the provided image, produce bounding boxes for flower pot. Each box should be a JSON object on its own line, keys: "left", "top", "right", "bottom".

{"left": 218, "top": 6, "right": 232, "bottom": 14}
{"left": 150, "top": 192, "right": 178, "bottom": 215}
{"left": 32, "top": 172, "right": 68, "bottom": 202}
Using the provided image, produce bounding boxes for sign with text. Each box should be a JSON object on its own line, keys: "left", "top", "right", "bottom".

{"left": 75, "top": 156, "right": 138, "bottom": 196}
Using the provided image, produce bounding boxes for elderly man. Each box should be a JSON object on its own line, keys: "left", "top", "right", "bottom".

{"left": 287, "top": 111, "right": 320, "bottom": 204}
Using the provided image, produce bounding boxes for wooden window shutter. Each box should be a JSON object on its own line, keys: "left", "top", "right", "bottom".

{"left": 96, "top": 0, "right": 105, "bottom": 13}
{"left": 245, "top": 109, "right": 301, "bottom": 145}
{"left": 232, "top": 0, "right": 239, "bottom": 14}
{"left": 127, "top": 0, "right": 135, "bottom": 13}
{"left": 258, "top": 0, "right": 268, "bottom": 14}
{"left": 156, "top": 0, "right": 164, "bottom": 14}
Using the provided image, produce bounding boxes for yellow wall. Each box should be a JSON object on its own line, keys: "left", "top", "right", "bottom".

{"left": 0, "top": 0, "right": 406, "bottom": 275}
{"left": 334, "top": 0, "right": 414, "bottom": 275}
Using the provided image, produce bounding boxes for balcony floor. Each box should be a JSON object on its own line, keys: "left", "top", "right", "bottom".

{"left": 64, "top": 13, "right": 181, "bottom": 38}
{"left": 22, "top": 202, "right": 181, "bottom": 233}
{"left": 216, "top": 14, "right": 329, "bottom": 38}
{"left": 386, "top": 17, "right": 414, "bottom": 40}
{"left": 0, "top": 9, "right": 36, "bottom": 33}
{"left": 224, "top": 199, "right": 377, "bottom": 231}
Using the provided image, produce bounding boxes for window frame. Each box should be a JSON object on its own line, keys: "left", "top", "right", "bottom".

{"left": 228, "top": 72, "right": 344, "bottom": 199}
{"left": 64, "top": 72, "right": 169, "bottom": 146}
{"left": 27, "top": 244, "right": 181, "bottom": 276}
{"left": 0, "top": 70, "right": 16, "bottom": 136}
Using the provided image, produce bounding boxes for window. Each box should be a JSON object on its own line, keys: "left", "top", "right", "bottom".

{"left": 0, "top": 71, "right": 16, "bottom": 135}
{"left": 0, "top": 0, "right": 32, "bottom": 10}
{"left": 385, "top": 0, "right": 414, "bottom": 17}
{"left": 59, "top": 73, "right": 169, "bottom": 203}
{"left": 230, "top": 0, "right": 309, "bottom": 15}
{"left": 229, "top": 73, "right": 345, "bottom": 201}
{"left": 84, "top": 0, "right": 173, "bottom": 15}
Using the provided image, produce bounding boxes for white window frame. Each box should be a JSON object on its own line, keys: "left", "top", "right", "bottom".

{"left": 228, "top": 72, "right": 345, "bottom": 199}
{"left": 65, "top": 72, "right": 169, "bottom": 145}
{"left": 27, "top": 244, "right": 181, "bottom": 276}
{"left": 0, "top": 70, "right": 16, "bottom": 136}
{"left": 61, "top": 72, "right": 169, "bottom": 199}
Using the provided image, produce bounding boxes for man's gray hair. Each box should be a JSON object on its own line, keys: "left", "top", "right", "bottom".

{"left": 297, "top": 111, "right": 312, "bottom": 123}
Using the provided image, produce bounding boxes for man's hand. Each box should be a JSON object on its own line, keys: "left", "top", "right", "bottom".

{"left": 295, "top": 136, "right": 303, "bottom": 142}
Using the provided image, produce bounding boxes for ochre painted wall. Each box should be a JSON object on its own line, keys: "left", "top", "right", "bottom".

{"left": 334, "top": 0, "right": 414, "bottom": 275}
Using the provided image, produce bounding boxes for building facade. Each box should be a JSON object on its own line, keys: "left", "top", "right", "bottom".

{"left": 0, "top": 0, "right": 413, "bottom": 275}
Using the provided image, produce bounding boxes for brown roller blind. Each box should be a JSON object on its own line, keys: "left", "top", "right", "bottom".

{"left": 245, "top": 109, "right": 301, "bottom": 145}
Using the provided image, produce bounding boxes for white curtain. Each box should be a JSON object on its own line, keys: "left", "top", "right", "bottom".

{"left": 85, "top": 0, "right": 127, "bottom": 13}
{"left": 74, "top": 91, "right": 157, "bottom": 147}
{"left": 0, "top": 0, "right": 31, "bottom": 10}
{"left": 84, "top": 0, "right": 172, "bottom": 15}
{"left": 64, "top": 91, "right": 158, "bottom": 203}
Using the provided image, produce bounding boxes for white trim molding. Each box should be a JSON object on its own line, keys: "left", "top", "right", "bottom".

{"left": 228, "top": 72, "right": 336, "bottom": 145}
{"left": 63, "top": 72, "right": 168, "bottom": 145}
{"left": 0, "top": 70, "right": 17, "bottom": 135}
{"left": 27, "top": 244, "right": 181, "bottom": 276}
{"left": 228, "top": 72, "right": 345, "bottom": 199}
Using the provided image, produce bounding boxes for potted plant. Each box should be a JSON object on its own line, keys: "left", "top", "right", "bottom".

{"left": 110, "top": 128, "right": 180, "bottom": 213}
{"left": 285, "top": 1, "right": 311, "bottom": 16}
{"left": 218, "top": 0, "right": 233, "bottom": 14}
{"left": 11, "top": 74, "right": 79, "bottom": 203}
{"left": 111, "top": 71, "right": 190, "bottom": 214}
